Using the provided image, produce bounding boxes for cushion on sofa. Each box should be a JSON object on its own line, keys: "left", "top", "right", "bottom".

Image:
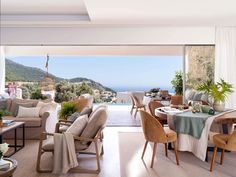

{"left": 66, "top": 115, "right": 88, "bottom": 136}
{"left": 184, "top": 89, "right": 196, "bottom": 101}
{"left": 36, "top": 101, "right": 53, "bottom": 117}
{"left": 13, "top": 102, "right": 35, "bottom": 117}
{"left": 192, "top": 92, "right": 203, "bottom": 101}
{"left": 17, "top": 106, "right": 40, "bottom": 118}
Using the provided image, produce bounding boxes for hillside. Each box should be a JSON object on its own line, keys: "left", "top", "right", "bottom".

{"left": 5, "top": 59, "right": 115, "bottom": 93}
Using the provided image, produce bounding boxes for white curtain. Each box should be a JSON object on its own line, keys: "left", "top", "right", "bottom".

{"left": 215, "top": 27, "right": 236, "bottom": 109}
{"left": 0, "top": 46, "right": 6, "bottom": 93}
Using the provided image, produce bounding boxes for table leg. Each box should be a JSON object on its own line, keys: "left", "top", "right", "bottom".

{"left": 14, "top": 129, "right": 17, "bottom": 153}
{"left": 168, "top": 142, "right": 173, "bottom": 150}
{"left": 22, "top": 124, "right": 25, "bottom": 147}
{"left": 0, "top": 135, "right": 2, "bottom": 144}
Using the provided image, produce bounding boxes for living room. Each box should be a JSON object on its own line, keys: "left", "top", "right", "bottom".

{"left": 0, "top": 1, "right": 236, "bottom": 177}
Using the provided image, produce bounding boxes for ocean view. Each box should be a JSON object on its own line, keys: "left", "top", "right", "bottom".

{"left": 111, "top": 86, "right": 174, "bottom": 93}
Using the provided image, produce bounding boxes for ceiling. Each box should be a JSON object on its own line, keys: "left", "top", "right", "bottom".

{"left": 1, "top": 0, "right": 236, "bottom": 26}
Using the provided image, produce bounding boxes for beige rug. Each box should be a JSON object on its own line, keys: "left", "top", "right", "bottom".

{"left": 119, "top": 132, "right": 236, "bottom": 177}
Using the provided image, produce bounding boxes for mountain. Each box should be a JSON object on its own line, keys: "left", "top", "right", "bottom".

{"left": 5, "top": 59, "right": 115, "bottom": 93}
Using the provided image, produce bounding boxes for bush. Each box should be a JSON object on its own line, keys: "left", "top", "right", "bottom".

{"left": 59, "top": 102, "right": 77, "bottom": 120}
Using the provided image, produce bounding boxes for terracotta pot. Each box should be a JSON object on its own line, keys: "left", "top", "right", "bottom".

{"left": 171, "top": 95, "right": 183, "bottom": 105}
{"left": 213, "top": 101, "right": 225, "bottom": 112}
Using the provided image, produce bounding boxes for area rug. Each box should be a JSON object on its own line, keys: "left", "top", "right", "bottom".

{"left": 118, "top": 132, "right": 236, "bottom": 177}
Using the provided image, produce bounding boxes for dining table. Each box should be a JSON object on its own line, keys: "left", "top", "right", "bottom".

{"left": 155, "top": 107, "right": 236, "bottom": 161}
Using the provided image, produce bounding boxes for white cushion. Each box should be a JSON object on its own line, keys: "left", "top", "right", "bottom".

{"left": 17, "top": 106, "right": 40, "bottom": 118}
{"left": 66, "top": 115, "right": 88, "bottom": 136}
{"left": 36, "top": 101, "right": 53, "bottom": 116}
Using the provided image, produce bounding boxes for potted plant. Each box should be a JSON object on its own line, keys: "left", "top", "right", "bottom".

{"left": 171, "top": 71, "right": 183, "bottom": 105}
{"left": 59, "top": 102, "right": 77, "bottom": 120}
{"left": 197, "top": 79, "right": 233, "bottom": 111}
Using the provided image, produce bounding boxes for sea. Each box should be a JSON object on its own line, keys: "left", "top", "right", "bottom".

{"left": 111, "top": 86, "right": 174, "bottom": 93}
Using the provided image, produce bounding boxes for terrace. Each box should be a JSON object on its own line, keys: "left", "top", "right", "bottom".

{"left": 0, "top": 1, "right": 236, "bottom": 177}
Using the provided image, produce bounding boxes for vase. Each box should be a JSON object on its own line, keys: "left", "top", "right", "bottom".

{"left": 213, "top": 101, "right": 225, "bottom": 112}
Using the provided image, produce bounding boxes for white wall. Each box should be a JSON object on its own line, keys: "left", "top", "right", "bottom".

{"left": 1, "top": 26, "right": 215, "bottom": 45}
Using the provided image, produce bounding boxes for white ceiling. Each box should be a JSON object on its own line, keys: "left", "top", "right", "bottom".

{"left": 1, "top": 0, "right": 236, "bottom": 26}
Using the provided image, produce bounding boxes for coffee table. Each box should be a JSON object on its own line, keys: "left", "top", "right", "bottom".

{"left": 0, "top": 158, "right": 17, "bottom": 177}
{"left": 0, "top": 122, "right": 25, "bottom": 157}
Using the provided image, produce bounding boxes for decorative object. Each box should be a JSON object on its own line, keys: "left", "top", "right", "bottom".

{"left": 171, "top": 71, "right": 183, "bottom": 105}
{"left": 59, "top": 102, "right": 77, "bottom": 120}
{"left": 40, "top": 54, "right": 55, "bottom": 91}
{"left": 197, "top": 79, "right": 233, "bottom": 112}
{"left": 0, "top": 143, "right": 9, "bottom": 159}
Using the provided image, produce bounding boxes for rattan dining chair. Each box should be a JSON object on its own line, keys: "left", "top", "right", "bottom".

{"left": 210, "top": 131, "right": 236, "bottom": 171}
{"left": 131, "top": 95, "right": 146, "bottom": 118}
{"left": 139, "top": 110, "right": 179, "bottom": 168}
{"left": 148, "top": 101, "right": 167, "bottom": 126}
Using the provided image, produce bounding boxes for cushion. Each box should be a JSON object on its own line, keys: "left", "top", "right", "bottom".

{"left": 36, "top": 101, "right": 53, "bottom": 117}
{"left": 66, "top": 115, "right": 88, "bottom": 136}
{"left": 80, "top": 107, "right": 92, "bottom": 117}
{"left": 80, "top": 107, "right": 107, "bottom": 140}
{"left": 67, "top": 112, "right": 81, "bottom": 122}
{"left": 0, "top": 100, "right": 7, "bottom": 110}
{"left": 200, "top": 94, "right": 209, "bottom": 102}
{"left": 17, "top": 106, "right": 40, "bottom": 118}
{"left": 192, "top": 92, "right": 203, "bottom": 101}
{"left": 185, "top": 89, "right": 196, "bottom": 101}
{"left": 59, "top": 125, "right": 69, "bottom": 133}
{"left": 13, "top": 102, "right": 34, "bottom": 117}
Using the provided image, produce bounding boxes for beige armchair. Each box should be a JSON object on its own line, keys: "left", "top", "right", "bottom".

{"left": 37, "top": 106, "right": 108, "bottom": 174}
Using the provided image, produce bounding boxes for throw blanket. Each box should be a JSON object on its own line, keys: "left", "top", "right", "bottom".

{"left": 52, "top": 132, "right": 78, "bottom": 174}
{"left": 173, "top": 111, "right": 221, "bottom": 139}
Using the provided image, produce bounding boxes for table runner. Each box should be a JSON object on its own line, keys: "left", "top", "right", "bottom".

{"left": 172, "top": 111, "right": 218, "bottom": 139}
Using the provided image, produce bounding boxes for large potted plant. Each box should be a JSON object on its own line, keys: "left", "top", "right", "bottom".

{"left": 197, "top": 79, "right": 233, "bottom": 112}
{"left": 171, "top": 71, "right": 183, "bottom": 105}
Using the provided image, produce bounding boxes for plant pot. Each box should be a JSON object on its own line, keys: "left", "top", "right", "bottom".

{"left": 213, "top": 101, "right": 225, "bottom": 112}
{"left": 171, "top": 95, "right": 183, "bottom": 105}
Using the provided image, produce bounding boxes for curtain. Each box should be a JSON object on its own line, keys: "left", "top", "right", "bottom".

{"left": 215, "top": 27, "right": 236, "bottom": 109}
{"left": 0, "top": 46, "right": 6, "bottom": 93}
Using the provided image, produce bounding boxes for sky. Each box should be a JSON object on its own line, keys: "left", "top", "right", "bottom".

{"left": 8, "top": 56, "right": 183, "bottom": 91}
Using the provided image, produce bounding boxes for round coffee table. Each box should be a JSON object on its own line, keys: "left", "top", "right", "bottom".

{"left": 0, "top": 158, "right": 17, "bottom": 177}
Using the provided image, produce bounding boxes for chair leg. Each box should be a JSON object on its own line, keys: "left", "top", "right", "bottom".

{"left": 173, "top": 141, "right": 179, "bottom": 165}
{"left": 220, "top": 149, "right": 225, "bottom": 165}
{"left": 141, "top": 141, "right": 148, "bottom": 159}
{"left": 94, "top": 141, "right": 101, "bottom": 173}
{"left": 210, "top": 146, "right": 218, "bottom": 172}
{"left": 130, "top": 106, "right": 134, "bottom": 115}
{"left": 151, "top": 143, "right": 157, "bottom": 168}
{"left": 164, "top": 143, "right": 168, "bottom": 157}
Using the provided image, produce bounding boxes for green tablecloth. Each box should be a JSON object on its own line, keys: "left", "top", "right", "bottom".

{"left": 173, "top": 111, "right": 219, "bottom": 139}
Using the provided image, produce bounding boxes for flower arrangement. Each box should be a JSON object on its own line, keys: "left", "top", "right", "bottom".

{"left": 0, "top": 143, "right": 9, "bottom": 159}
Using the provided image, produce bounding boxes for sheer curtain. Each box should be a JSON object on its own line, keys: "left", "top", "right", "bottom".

{"left": 0, "top": 46, "right": 6, "bottom": 93}
{"left": 215, "top": 27, "right": 236, "bottom": 109}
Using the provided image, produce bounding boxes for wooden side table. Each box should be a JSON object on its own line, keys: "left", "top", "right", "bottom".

{"left": 0, "top": 158, "right": 17, "bottom": 177}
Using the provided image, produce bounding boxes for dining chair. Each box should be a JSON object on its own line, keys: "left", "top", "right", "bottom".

{"left": 131, "top": 95, "right": 146, "bottom": 118}
{"left": 139, "top": 110, "right": 179, "bottom": 168}
{"left": 148, "top": 101, "right": 167, "bottom": 126}
{"left": 129, "top": 95, "right": 136, "bottom": 115}
{"left": 210, "top": 130, "right": 236, "bottom": 171}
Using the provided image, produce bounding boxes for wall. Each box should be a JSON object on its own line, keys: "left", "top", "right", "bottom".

{"left": 1, "top": 26, "right": 215, "bottom": 45}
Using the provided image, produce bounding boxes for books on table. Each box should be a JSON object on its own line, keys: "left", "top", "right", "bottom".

{"left": 2, "top": 120, "right": 14, "bottom": 127}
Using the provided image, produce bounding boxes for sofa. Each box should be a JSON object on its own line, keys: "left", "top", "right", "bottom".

{"left": 184, "top": 89, "right": 209, "bottom": 105}
{"left": 1, "top": 98, "right": 56, "bottom": 140}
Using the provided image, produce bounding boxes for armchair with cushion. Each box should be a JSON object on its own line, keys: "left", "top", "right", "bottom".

{"left": 37, "top": 106, "right": 108, "bottom": 174}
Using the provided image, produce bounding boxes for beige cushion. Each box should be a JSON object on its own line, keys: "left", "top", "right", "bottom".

{"left": 14, "top": 117, "right": 41, "bottom": 127}
{"left": 10, "top": 100, "right": 35, "bottom": 116}
{"left": 66, "top": 115, "right": 88, "bottom": 136}
{"left": 59, "top": 125, "right": 69, "bottom": 133}
{"left": 17, "top": 106, "right": 40, "bottom": 118}
{"left": 80, "top": 107, "right": 107, "bottom": 140}
{"left": 36, "top": 101, "right": 52, "bottom": 117}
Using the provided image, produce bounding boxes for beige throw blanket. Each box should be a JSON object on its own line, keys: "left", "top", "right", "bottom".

{"left": 52, "top": 132, "right": 78, "bottom": 174}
